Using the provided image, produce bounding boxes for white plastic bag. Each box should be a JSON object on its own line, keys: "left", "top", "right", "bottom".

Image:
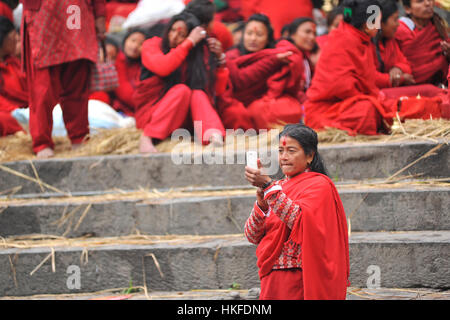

{"left": 122, "top": 0, "right": 185, "bottom": 29}
{"left": 12, "top": 100, "right": 136, "bottom": 137}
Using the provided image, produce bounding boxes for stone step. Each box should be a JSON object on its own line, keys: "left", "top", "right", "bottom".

{"left": 0, "top": 141, "right": 447, "bottom": 196}
{"left": 0, "top": 231, "right": 448, "bottom": 296}
{"left": 0, "top": 186, "right": 448, "bottom": 237}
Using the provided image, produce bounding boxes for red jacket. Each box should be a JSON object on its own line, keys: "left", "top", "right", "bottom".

{"left": 21, "top": 0, "right": 106, "bottom": 69}
{"left": 113, "top": 51, "right": 140, "bottom": 115}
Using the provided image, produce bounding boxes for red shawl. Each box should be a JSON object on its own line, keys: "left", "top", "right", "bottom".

{"left": 113, "top": 51, "right": 141, "bottom": 116}
{"left": 372, "top": 38, "right": 412, "bottom": 88}
{"left": 0, "top": 56, "right": 28, "bottom": 112}
{"left": 395, "top": 19, "right": 449, "bottom": 84}
{"left": 304, "top": 22, "right": 394, "bottom": 134}
{"left": 256, "top": 171, "right": 350, "bottom": 300}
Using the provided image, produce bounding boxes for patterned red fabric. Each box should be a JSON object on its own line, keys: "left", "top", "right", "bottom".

{"left": 305, "top": 22, "right": 394, "bottom": 136}
{"left": 372, "top": 38, "right": 413, "bottom": 89}
{"left": 21, "top": 0, "right": 105, "bottom": 69}
{"left": 395, "top": 20, "right": 449, "bottom": 84}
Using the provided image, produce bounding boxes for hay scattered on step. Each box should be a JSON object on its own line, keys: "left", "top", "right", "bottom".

{"left": 1, "top": 119, "right": 449, "bottom": 163}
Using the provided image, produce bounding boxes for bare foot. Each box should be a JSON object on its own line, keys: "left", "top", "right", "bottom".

{"left": 139, "top": 135, "right": 158, "bottom": 154}
{"left": 36, "top": 147, "right": 54, "bottom": 159}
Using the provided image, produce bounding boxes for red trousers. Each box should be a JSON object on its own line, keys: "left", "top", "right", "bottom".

{"left": 260, "top": 269, "right": 304, "bottom": 300}
{"left": 27, "top": 59, "right": 91, "bottom": 153}
{"left": 139, "top": 84, "right": 225, "bottom": 143}
{"left": 0, "top": 111, "right": 24, "bottom": 136}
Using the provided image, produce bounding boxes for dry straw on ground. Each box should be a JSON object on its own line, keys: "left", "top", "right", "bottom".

{"left": 0, "top": 119, "right": 449, "bottom": 163}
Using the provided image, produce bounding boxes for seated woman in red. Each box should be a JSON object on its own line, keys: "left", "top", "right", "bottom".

{"left": 395, "top": 0, "right": 449, "bottom": 86}
{"left": 244, "top": 124, "right": 349, "bottom": 300}
{"left": 219, "top": 14, "right": 305, "bottom": 131}
{"left": 287, "top": 17, "right": 318, "bottom": 104}
{"left": 112, "top": 29, "right": 145, "bottom": 116}
{"left": 0, "top": 16, "right": 26, "bottom": 136}
{"left": 304, "top": 0, "right": 393, "bottom": 136}
{"left": 134, "top": 12, "right": 228, "bottom": 153}
{"left": 372, "top": 0, "right": 415, "bottom": 89}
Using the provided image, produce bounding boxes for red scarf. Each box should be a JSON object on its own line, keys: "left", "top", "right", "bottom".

{"left": 256, "top": 171, "right": 350, "bottom": 300}
{"left": 396, "top": 20, "right": 448, "bottom": 84}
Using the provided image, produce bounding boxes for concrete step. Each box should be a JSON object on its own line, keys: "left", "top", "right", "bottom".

{"left": 0, "top": 231, "right": 448, "bottom": 296}
{"left": 0, "top": 186, "right": 448, "bottom": 237}
{"left": 1, "top": 287, "right": 449, "bottom": 300}
{"left": 0, "top": 141, "right": 447, "bottom": 196}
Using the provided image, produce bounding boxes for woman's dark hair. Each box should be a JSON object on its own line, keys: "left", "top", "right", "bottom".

{"left": 0, "top": 16, "right": 15, "bottom": 49}
{"left": 279, "top": 124, "right": 329, "bottom": 176}
{"left": 238, "top": 13, "right": 275, "bottom": 55}
{"left": 184, "top": 0, "right": 215, "bottom": 26}
{"left": 288, "top": 17, "right": 316, "bottom": 36}
{"left": 2, "top": 0, "right": 19, "bottom": 10}
{"left": 122, "top": 28, "right": 146, "bottom": 50}
{"left": 327, "top": 5, "right": 344, "bottom": 28}
{"left": 372, "top": 0, "right": 399, "bottom": 72}
{"left": 140, "top": 12, "right": 217, "bottom": 99}
{"left": 342, "top": 0, "right": 382, "bottom": 30}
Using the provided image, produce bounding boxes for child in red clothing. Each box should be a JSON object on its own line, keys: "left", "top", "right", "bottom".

{"left": 134, "top": 12, "right": 228, "bottom": 153}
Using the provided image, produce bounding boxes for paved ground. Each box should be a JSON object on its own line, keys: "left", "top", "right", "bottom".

{"left": 1, "top": 287, "right": 449, "bottom": 300}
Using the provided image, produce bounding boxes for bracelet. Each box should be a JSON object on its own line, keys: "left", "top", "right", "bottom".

{"left": 261, "top": 179, "right": 273, "bottom": 190}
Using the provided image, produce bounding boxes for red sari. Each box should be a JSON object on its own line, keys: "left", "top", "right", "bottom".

{"left": 256, "top": 172, "right": 350, "bottom": 300}
{"left": 134, "top": 37, "right": 227, "bottom": 143}
{"left": 304, "top": 23, "right": 393, "bottom": 136}
{"left": 395, "top": 18, "right": 449, "bottom": 85}
{"left": 0, "top": 55, "right": 28, "bottom": 136}
{"left": 219, "top": 40, "right": 304, "bottom": 130}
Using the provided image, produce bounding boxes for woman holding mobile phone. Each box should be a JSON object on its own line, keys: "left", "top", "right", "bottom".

{"left": 244, "top": 124, "right": 350, "bottom": 300}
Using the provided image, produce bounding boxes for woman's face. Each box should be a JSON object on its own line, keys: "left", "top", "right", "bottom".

{"left": 290, "top": 22, "right": 316, "bottom": 52}
{"left": 381, "top": 11, "right": 400, "bottom": 39}
{"left": 168, "top": 20, "right": 189, "bottom": 49}
{"left": 405, "top": 0, "right": 435, "bottom": 20}
{"left": 278, "top": 135, "right": 314, "bottom": 177}
{"left": 124, "top": 32, "right": 145, "bottom": 59}
{"left": 1, "top": 30, "right": 18, "bottom": 57}
{"left": 243, "top": 21, "right": 269, "bottom": 53}
{"left": 329, "top": 14, "right": 343, "bottom": 31}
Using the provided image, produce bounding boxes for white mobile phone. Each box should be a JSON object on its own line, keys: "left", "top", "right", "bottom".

{"left": 246, "top": 151, "right": 258, "bottom": 170}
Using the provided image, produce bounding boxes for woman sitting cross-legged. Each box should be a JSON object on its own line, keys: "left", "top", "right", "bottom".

{"left": 134, "top": 12, "right": 228, "bottom": 153}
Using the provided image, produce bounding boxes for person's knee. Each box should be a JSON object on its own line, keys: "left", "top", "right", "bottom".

{"left": 171, "top": 84, "right": 192, "bottom": 100}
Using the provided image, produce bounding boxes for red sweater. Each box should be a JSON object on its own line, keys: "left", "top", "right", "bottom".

{"left": 0, "top": 55, "right": 28, "bottom": 112}
{"left": 113, "top": 51, "right": 140, "bottom": 115}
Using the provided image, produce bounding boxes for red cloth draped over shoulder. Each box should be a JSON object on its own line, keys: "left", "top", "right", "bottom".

{"left": 112, "top": 51, "right": 141, "bottom": 116}
{"left": 0, "top": 56, "right": 27, "bottom": 136}
{"left": 240, "top": 0, "right": 313, "bottom": 38}
{"left": 257, "top": 172, "right": 349, "bottom": 300}
{"left": 0, "top": 56, "right": 28, "bottom": 112}
{"left": 304, "top": 23, "right": 394, "bottom": 135}
{"left": 395, "top": 19, "right": 449, "bottom": 85}
{"left": 372, "top": 38, "right": 412, "bottom": 88}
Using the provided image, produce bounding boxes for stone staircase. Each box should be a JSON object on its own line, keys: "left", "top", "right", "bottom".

{"left": 0, "top": 140, "right": 448, "bottom": 298}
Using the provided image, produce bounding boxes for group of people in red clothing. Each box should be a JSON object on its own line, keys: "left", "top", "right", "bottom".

{"left": 0, "top": 0, "right": 448, "bottom": 157}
